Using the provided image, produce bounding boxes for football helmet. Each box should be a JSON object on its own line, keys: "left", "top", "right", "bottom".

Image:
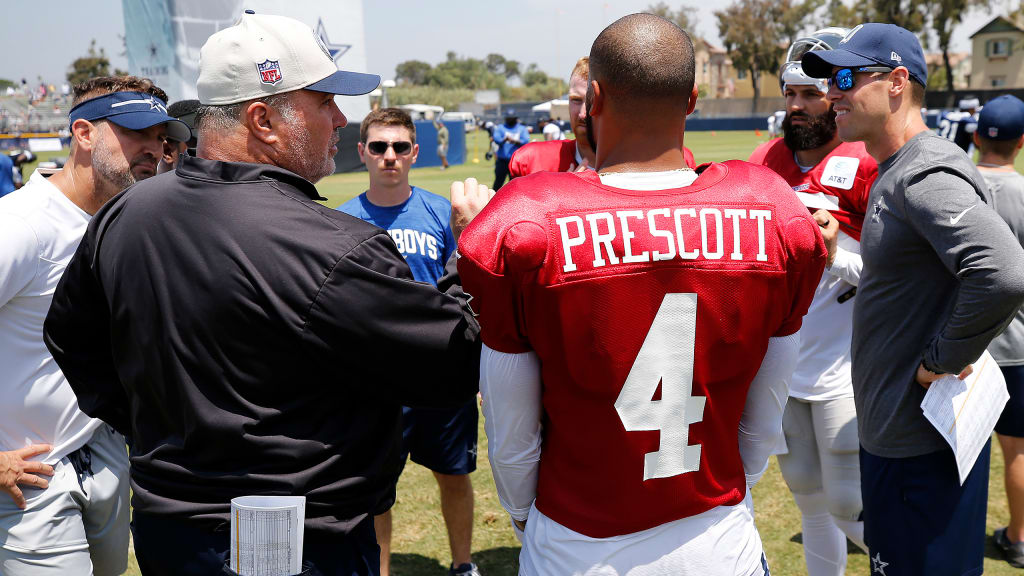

{"left": 779, "top": 27, "right": 850, "bottom": 93}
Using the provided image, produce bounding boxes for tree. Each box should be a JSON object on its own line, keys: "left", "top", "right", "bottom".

{"left": 926, "top": 0, "right": 983, "bottom": 97}
{"left": 66, "top": 40, "right": 113, "bottom": 86}
{"left": 521, "top": 63, "right": 549, "bottom": 87}
{"left": 778, "top": 0, "right": 826, "bottom": 47}
{"left": 644, "top": 2, "right": 701, "bottom": 40}
{"left": 428, "top": 55, "right": 505, "bottom": 90}
{"left": 824, "top": 0, "right": 875, "bottom": 29}
{"left": 395, "top": 60, "right": 432, "bottom": 85}
{"left": 872, "top": 0, "right": 928, "bottom": 33}
{"left": 485, "top": 53, "right": 507, "bottom": 75}
{"left": 715, "top": 0, "right": 818, "bottom": 112}
{"left": 504, "top": 60, "right": 521, "bottom": 80}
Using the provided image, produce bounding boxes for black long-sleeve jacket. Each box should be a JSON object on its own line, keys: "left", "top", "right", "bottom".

{"left": 43, "top": 156, "right": 481, "bottom": 534}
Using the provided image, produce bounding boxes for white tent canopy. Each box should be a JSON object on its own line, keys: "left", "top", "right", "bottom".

{"left": 533, "top": 98, "right": 570, "bottom": 121}
{"left": 532, "top": 98, "right": 567, "bottom": 112}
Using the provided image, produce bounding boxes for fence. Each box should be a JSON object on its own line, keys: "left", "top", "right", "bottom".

{"left": 332, "top": 120, "right": 465, "bottom": 174}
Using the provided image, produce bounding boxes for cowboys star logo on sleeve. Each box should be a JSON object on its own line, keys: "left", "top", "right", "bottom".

{"left": 256, "top": 60, "right": 283, "bottom": 85}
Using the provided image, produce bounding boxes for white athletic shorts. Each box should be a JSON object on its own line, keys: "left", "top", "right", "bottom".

{"left": 0, "top": 425, "right": 130, "bottom": 576}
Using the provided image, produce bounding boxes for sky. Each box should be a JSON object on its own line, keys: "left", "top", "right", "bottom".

{"left": 2, "top": 0, "right": 1006, "bottom": 88}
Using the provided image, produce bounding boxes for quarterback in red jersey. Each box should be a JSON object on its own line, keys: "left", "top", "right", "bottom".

{"left": 458, "top": 14, "right": 825, "bottom": 576}
{"left": 747, "top": 28, "right": 875, "bottom": 576}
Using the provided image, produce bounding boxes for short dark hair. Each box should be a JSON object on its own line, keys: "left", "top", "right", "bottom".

{"left": 976, "top": 135, "right": 1020, "bottom": 158}
{"left": 910, "top": 81, "right": 925, "bottom": 107}
{"left": 360, "top": 107, "right": 416, "bottom": 144}
{"left": 73, "top": 76, "right": 168, "bottom": 107}
{"left": 167, "top": 99, "right": 201, "bottom": 119}
{"left": 589, "top": 13, "right": 695, "bottom": 111}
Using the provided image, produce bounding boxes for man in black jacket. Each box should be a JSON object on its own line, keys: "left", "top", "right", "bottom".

{"left": 44, "top": 12, "right": 486, "bottom": 576}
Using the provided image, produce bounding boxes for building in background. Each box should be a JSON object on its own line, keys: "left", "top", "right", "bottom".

{"left": 970, "top": 16, "right": 1024, "bottom": 90}
{"left": 692, "top": 38, "right": 782, "bottom": 101}
{"left": 122, "top": 0, "right": 373, "bottom": 120}
{"left": 925, "top": 52, "right": 972, "bottom": 90}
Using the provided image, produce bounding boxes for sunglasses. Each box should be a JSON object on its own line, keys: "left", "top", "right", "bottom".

{"left": 366, "top": 141, "right": 413, "bottom": 155}
{"left": 829, "top": 66, "right": 893, "bottom": 91}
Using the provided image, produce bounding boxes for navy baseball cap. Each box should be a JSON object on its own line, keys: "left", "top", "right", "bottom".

{"left": 801, "top": 23, "right": 927, "bottom": 87}
{"left": 978, "top": 95, "right": 1024, "bottom": 141}
{"left": 504, "top": 108, "right": 518, "bottom": 117}
{"left": 69, "top": 91, "right": 191, "bottom": 143}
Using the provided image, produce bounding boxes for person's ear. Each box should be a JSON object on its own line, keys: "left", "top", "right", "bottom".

{"left": 244, "top": 101, "right": 277, "bottom": 145}
{"left": 357, "top": 141, "right": 366, "bottom": 163}
{"left": 410, "top": 143, "right": 419, "bottom": 165}
{"left": 888, "top": 67, "right": 911, "bottom": 99}
{"left": 588, "top": 80, "right": 604, "bottom": 117}
{"left": 1016, "top": 134, "right": 1024, "bottom": 153}
{"left": 71, "top": 119, "right": 98, "bottom": 152}
{"left": 686, "top": 85, "right": 698, "bottom": 115}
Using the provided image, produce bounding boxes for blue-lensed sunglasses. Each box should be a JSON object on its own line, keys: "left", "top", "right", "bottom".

{"left": 829, "top": 66, "right": 893, "bottom": 91}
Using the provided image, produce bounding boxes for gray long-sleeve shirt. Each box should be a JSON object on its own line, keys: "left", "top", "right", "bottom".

{"left": 852, "top": 130, "right": 1024, "bottom": 458}
{"left": 979, "top": 169, "right": 1024, "bottom": 366}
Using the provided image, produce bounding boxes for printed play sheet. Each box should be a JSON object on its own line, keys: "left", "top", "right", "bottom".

{"left": 230, "top": 495, "right": 306, "bottom": 576}
{"left": 921, "top": 351, "right": 1008, "bottom": 485}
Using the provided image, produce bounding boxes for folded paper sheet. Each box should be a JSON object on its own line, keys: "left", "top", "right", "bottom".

{"left": 230, "top": 495, "right": 306, "bottom": 576}
{"left": 921, "top": 351, "right": 1008, "bottom": 485}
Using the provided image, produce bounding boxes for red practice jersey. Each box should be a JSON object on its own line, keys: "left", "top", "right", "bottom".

{"left": 458, "top": 162, "right": 826, "bottom": 538}
{"left": 748, "top": 139, "right": 876, "bottom": 240}
{"left": 509, "top": 139, "right": 697, "bottom": 178}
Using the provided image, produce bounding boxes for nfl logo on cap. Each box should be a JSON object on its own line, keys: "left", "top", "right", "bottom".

{"left": 257, "top": 60, "right": 282, "bottom": 85}
{"left": 989, "top": 127, "right": 1000, "bottom": 138}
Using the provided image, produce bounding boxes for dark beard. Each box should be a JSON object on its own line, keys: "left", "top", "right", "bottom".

{"left": 783, "top": 107, "right": 837, "bottom": 151}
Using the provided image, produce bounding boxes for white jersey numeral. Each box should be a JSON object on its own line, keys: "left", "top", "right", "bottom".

{"left": 614, "top": 293, "right": 705, "bottom": 480}
{"left": 939, "top": 118, "right": 959, "bottom": 141}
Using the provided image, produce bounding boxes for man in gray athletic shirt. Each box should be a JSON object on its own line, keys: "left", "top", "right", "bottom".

{"left": 973, "top": 94, "right": 1024, "bottom": 568}
{"left": 803, "top": 24, "right": 1024, "bottom": 576}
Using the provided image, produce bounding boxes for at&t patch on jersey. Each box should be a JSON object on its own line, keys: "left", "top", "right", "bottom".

{"left": 821, "top": 156, "right": 860, "bottom": 190}
{"left": 256, "top": 60, "right": 283, "bottom": 85}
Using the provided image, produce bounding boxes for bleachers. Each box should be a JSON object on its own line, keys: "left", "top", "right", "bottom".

{"left": 0, "top": 94, "right": 71, "bottom": 134}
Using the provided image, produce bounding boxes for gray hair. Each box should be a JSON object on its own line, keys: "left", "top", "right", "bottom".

{"left": 195, "top": 92, "right": 298, "bottom": 133}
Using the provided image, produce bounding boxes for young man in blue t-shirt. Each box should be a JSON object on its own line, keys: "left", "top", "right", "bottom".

{"left": 337, "top": 108, "right": 480, "bottom": 576}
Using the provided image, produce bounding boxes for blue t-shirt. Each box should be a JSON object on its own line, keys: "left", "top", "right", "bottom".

{"left": 337, "top": 186, "right": 455, "bottom": 286}
{"left": 493, "top": 122, "right": 531, "bottom": 160}
{"left": 0, "top": 155, "right": 14, "bottom": 199}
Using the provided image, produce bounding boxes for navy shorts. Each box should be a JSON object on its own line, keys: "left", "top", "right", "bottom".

{"left": 996, "top": 365, "right": 1024, "bottom": 437}
{"left": 400, "top": 399, "right": 478, "bottom": 475}
{"left": 860, "top": 444, "right": 989, "bottom": 576}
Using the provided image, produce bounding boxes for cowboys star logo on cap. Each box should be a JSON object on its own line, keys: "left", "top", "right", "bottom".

{"left": 110, "top": 96, "right": 168, "bottom": 114}
{"left": 840, "top": 24, "right": 862, "bottom": 44}
{"left": 256, "top": 60, "right": 283, "bottom": 85}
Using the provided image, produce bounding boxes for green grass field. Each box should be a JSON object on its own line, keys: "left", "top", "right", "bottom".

{"left": 25, "top": 131, "right": 1020, "bottom": 575}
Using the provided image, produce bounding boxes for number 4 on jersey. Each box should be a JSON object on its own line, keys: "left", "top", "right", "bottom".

{"left": 615, "top": 293, "right": 706, "bottom": 481}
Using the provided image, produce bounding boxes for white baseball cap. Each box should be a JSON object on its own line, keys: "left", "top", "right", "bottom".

{"left": 197, "top": 11, "right": 380, "bottom": 105}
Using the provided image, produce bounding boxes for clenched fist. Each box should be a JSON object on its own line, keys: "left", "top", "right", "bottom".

{"left": 450, "top": 178, "right": 496, "bottom": 242}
